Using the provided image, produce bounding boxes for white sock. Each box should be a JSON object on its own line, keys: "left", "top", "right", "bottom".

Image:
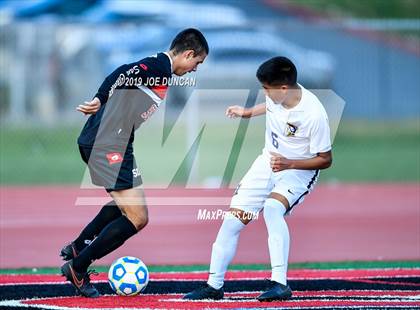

{"left": 263, "top": 198, "right": 289, "bottom": 285}
{"left": 207, "top": 215, "right": 245, "bottom": 289}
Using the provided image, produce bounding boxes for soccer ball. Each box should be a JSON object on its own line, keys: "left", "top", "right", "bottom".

{"left": 108, "top": 256, "right": 149, "bottom": 296}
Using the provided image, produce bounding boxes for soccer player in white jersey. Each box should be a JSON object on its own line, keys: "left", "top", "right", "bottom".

{"left": 184, "top": 56, "right": 332, "bottom": 302}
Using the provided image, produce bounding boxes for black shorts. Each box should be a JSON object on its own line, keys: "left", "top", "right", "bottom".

{"left": 79, "top": 144, "right": 142, "bottom": 192}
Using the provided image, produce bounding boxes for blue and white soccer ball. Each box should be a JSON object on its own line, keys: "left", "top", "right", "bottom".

{"left": 108, "top": 256, "right": 149, "bottom": 296}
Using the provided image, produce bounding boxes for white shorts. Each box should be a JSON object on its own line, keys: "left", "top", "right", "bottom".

{"left": 230, "top": 151, "right": 319, "bottom": 215}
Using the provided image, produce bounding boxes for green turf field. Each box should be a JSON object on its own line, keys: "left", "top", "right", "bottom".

{"left": 0, "top": 120, "right": 419, "bottom": 184}
{"left": 1, "top": 260, "right": 419, "bottom": 275}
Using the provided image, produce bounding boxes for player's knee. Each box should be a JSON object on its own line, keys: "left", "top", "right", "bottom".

{"left": 127, "top": 213, "right": 148, "bottom": 231}
{"left": 263, "top": 198, "right": 287, "bottom": 220}
{"left": 136, "top": 215, "right": 149, "bottom": 231}
{"left": 215, "top": 214, "right": 246, "bottom": 244}
{"left": 229, "top": 208, "right": 253, "bottom": 225}
{"left": 120, "top": 205, "right": 148, "bottom": 231}
{"left": 268, "top": 193, "right": 289, "bottom": 210}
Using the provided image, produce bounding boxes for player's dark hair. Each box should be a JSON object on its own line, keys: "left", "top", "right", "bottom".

{"left": 256, "top": 56, "right": 297, "bottom": 86}
{"left": 170, "top": 28, "right": 209, "bottom": 56}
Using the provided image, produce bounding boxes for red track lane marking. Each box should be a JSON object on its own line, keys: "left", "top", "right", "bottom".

{"left": 1, "top": 268, "right": 419, "bottom": 285}
{"left": 20, "top": 294, "right": 420, "bottom": 309}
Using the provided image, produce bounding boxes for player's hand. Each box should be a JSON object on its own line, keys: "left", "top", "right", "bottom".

{"left": 270, "top": 152, "right": 293, "bottom": 172}
{"left": 226, "top": 105, "right": 249, "bottom": 118}
{"left": 77, "top": 97, "right": 101, "bottom": 115}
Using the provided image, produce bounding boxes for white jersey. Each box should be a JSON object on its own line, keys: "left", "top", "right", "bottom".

{"left": 263, "top": 85, "right": 331, "bottom": 160}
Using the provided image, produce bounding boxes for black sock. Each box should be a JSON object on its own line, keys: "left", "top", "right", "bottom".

{"left": 73, "top": 216, "right": 138, "bottom": 273}
{"left": 73, "top": 201, "right": 122, "bottom": 252}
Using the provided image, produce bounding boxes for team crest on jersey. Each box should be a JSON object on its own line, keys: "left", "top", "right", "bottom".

{"left": 285, "top": 122, "right": 298, "bottom": 136}
{"left": 106, "top": 152, "right": 123, "bottom": 165}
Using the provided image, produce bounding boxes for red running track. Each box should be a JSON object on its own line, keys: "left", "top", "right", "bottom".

{"left": 0, "top": 184, "right": 419, "bottom": 268}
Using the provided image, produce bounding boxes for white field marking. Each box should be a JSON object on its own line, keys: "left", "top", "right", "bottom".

{"left": 0, "top": 293, "right": 219, "bottom": 310}
{"left": 221, "top": 291, "right": 420, "bottom": 298}
{"left": 0, "top": 294, "right": 176, "bottom": 310}
{"left": 1, "top": 294, "right": 419, "bottom": 310}
{"left": 163, "top": 290, "right": 420, "bottom": 305}
{"left": 164, "top": 297, "right": 420, "bottom": 304}
{"left": 166, "top": 290, "right": 420, "bottom": 302}
{"left": 161, "top": 290, "right": 420, "bottom": 303}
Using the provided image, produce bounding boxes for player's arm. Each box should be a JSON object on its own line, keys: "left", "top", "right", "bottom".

{"left": 77, "top": 64, "right": 129, "bottom": 115}
{"left": 270, "top": 151, "right": 332, "bottom": 172}
{"left": 77, "top": 97, "right": 101, "bottom": 115}
{"left": 271, "top": 111, "right": 332, "bottom": 172}
{"left": 226, "top": 103, "right": 266, "bottom": 118}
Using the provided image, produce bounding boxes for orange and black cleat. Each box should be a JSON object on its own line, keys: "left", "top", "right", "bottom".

{"left": 61, "top": 260, "right": 100, "bottom": 298}
{"left": 60, "top": 242, "right": 79, "bottom": 261}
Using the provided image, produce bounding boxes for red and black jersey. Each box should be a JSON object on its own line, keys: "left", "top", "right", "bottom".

{"left": 78, "top": 52, "right": 172, "bottom": 147}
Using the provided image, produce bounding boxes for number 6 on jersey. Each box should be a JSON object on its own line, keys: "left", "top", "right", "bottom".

{"left": 271, "top": 131, "right": 279, "bottom": 149}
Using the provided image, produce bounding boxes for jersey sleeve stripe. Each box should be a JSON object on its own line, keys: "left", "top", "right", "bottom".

{"left": 137, "top": 85, "right": 163, "bottom": 105}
